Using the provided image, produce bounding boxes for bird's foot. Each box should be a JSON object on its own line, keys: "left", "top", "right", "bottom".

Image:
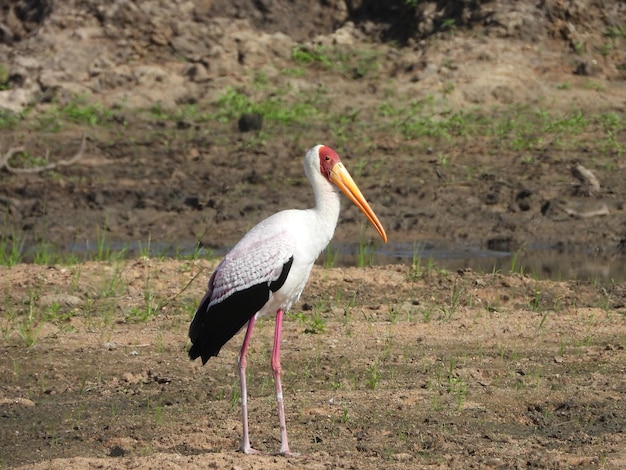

{"left": 240, "top": 445, "right": 262, "bottom": 455}
{"left": 240, "top": 441, "right": 304, "bottom": 457}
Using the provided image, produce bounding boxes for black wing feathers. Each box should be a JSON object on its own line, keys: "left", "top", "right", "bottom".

{"left": 188, "top": 256, "right": 294, "bottom": 365}
{"left": 188, "top": 284, "right": 269, "bottom": 364}
{"left": 270, "top": 256, "right": 293, "bottom": 292}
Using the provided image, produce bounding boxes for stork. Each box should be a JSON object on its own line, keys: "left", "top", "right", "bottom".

{"left": 188, "top": 144, "right": 387, "bottom": 455}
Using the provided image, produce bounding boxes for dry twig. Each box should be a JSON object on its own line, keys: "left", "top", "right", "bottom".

{"left": 0, "top": 134, "right": 87, "bottom": 174}
{"left": 571, "top": 162, "right": 600, "bottom": 196}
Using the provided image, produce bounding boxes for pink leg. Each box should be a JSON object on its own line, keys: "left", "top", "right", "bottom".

{"left": 272, "top": 309, "right": 298, "bottom": 456}
{"left": 238, "top": 316, "right": 260, "bottom": 454}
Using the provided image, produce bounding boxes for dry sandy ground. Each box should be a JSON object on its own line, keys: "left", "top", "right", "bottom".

{"left": 1, "top": 259, "right": 625, "bottom": 469}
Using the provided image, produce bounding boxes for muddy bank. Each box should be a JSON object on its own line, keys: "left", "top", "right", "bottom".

{"left": 0, "top": 0, "right": 625, "bottom": 275}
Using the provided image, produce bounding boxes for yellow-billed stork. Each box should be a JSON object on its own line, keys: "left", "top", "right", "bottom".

{"left": 188, "top": 144, "right": 387, "bottom": 455}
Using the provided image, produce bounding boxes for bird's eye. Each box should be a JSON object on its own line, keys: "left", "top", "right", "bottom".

{"left": 324, "top": 155, "right": 330, "bottom": 162}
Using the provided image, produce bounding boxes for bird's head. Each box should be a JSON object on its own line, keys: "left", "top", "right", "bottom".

{"left": 306, "top": 145, "right": 387, "bottom": 243}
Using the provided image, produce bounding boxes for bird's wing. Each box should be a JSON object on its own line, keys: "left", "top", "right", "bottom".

{"left": 188, "top": 215, "right": 297, "bottom": 363}
{"left": 208, "top": 224, "right": 296, "bottom": 309}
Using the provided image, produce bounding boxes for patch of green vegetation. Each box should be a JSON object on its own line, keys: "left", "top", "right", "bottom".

{"left": 595, "top": 111, "right": 625, "bottom": 156}
{"left": 487, "top": 105, "right": 625, "bottom": 153}
{"left": 600, "top": 42, "right": 612, "bottom": 57}
{"left": 426, "top": 355, "right": 469, "bottom": 411}
{"left": 539, "top": 109, "right": 588, "bottom": 133}
{"left": 365, "top": 361, "right": 382, "bottom": 390}
{"left": 573, "top": 41, "right": 585, "bottom": 55}
{"left": 356, "top": 231, "right": 377, "bottom": 268}
{"left": 439, "top": 279, "right": 466, "bottom": 321}
{"left": 528, "top": 279, "right": 542, "bottom": 313}
{"left": 32, "top": 242, "right": 69, "bottom": 266}
{"left": 62, "top": 98, "right": 113, "bottom": 126}
{"left": 291, "top": 44, "right": 379, "bottom": 79}
{"left": 2, "top": 148, "right": 48, "bottom": 170}
{"left": 125, "top": 265, "right": 160, "bottom": 323}
{"left": 323, "top": 242, "right": 339, "bottom": 268}
{"left": 508, "top": 246, "right": 526, "bottom": 276}
{"left": 0, "top": 231, "right": 25, "bottom": 266}
{"left": 377, "top": 97, "right": 490, "bottom": 145}
{"left": 125, "top": 298, "right": 158, "bottom": 323}
{"left": 0, "top": 108, "right": 21, "bottom": 129}
{"left": 280, "top": 66, "right": 307, "bottom": 77}
{"left": 0, "top": 64, "right": 10, "bottom": 90}
{"left": 99, "top": 262, "right": 125, "bottom": 299}
{"left": 401, "top": 109, "right": 471, "bottom": 140}
{"left": 33, "top": 94, "right": 116, "bottom": 132}
{"left": 378, "top": 96, "right": 625, "bottom": 156}
{"left": 16, "top": 293, "right": 42, "bottom": 347}
{"left": 146, "top": 397, "right": 165, "bottom": 426}
{"left": 441, "top": 18, "right": 457, "bottom": 34}
{"left": 604, "top": 25, "right": 626, "bottom": 38}
{"left": 146, "top": 102, "right": 171, "bottom": 121}
{"left": 292, "top": 44, "right": 334, "bottom": 68}
{"left": 407, "top": 257, "right": 422, "bottom": 282}
{"left": 289, "top": 309, "right": 326, "bottom": 334}
{"left": 213, "top": 87, "right": 253, "bottom": 121}
{"left": 213, "top": 86, "right": 321, "bottom": 128}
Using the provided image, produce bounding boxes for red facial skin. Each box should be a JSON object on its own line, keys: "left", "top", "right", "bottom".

{"left": 318, "top": 145, "right": 341, "bottom": 181}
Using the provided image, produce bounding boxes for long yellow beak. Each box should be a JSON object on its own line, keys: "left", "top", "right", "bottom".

{"left": 329, "top": 162, "right": 388, "bottom": 243}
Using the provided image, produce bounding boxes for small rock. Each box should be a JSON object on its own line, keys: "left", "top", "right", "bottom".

{"left": 109, "top": 445, "right": 125, "bottom": 457}
{"left": 0, "top": 397, "right": 36, "bottom": 407}
{"left": 122, "top": 372, "right": 148, "bottom": 384}
{"left": 39, "top": 293, "right": 83, "bottom": 308}
{"left": 238, "top": 112, "right": 263, "bottom": 132}
{"left": 392, "top": 452, "right": 413, "bottom": 462}
{"left": 574, "top": 60, "right": 600, "bottom": 76}
{"left": 88, "top": 56, "right": 114, "bottom": 77}
{"left": 185, "top": 63, "right": 211, "bottom": 83}
{"left": 0, "top": 88, "right": 35, "bottom": 113}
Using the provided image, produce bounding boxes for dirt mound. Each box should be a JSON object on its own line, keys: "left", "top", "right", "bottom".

{"left": 1, "top": 0, "right": 623, "bottom": 111}
{"left": 3, "top": 0, "right": 624, "bottom": 44}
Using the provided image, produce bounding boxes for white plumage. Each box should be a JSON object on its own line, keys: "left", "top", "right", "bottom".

{"left": 188, "top": 144, "right": 387, "bottom": 455}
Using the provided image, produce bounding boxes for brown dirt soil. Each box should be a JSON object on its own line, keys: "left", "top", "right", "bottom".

{"left": 1, "top": 260, "right": 625, "bottom": 469}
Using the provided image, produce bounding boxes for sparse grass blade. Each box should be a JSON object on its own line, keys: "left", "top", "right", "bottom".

{"left": 324, "top": 242, "right": 339, "bottom": 268}
{"left": 356, "top": 229, "right": 377, "bottom": 268}
{"left": 407, "top": 242, "right": 425, "bottom": 281}
{"left": 0, "top": 232, "right": 24, "bottom": 266}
